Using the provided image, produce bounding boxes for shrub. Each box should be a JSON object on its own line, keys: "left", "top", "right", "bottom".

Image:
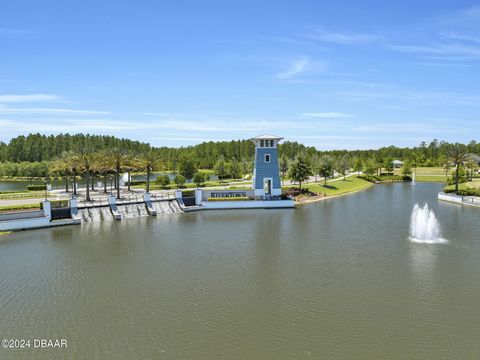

{"left": 283, "top": 187, "right": 318, "bottom": 198}
{"left": 126, "top": 180, "right": 146, "bottom": 186}
{"left": 155, "top": 175, "right": 170, "bottom": 189}
{"left": 358, "top": 175, "right": 409, "bottom": 182}
{"left": 193, "top": 172, "right": 207, "bottom": 186}
{"left": 174, "top": 175, "right": 186, "bottom": 187}
{"left": 444, "top": 188, "right": 480, "bottom": 196}
{"left": 27, "top": 184, "right": 47, "bottom": 191}
{"left": 182, "top": 190, "right": 195, "bottom": 197}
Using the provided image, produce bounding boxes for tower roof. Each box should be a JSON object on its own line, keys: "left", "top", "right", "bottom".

{"left": 249, "top": 134, "right": 284, "bottom": 141}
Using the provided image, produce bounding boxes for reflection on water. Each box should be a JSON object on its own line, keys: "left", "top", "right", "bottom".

{"left": 1, "top": 183, "right": 480, "bottom": 359}
{"left": 409, "top": 242, "right": 439, "bottom": 295}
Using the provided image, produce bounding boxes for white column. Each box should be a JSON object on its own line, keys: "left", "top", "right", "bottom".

{"left": 195, "top": 189, "right": 203, "bottom": 205}
{"left": 174, "top": 190, "right": 182, "bottom": 199}
{"left": 144, "top": 193, "right": 152, "bottom": 202}
{"left": 108, "top": 195, "right": 116, "bottom": 205}
{"left": 42, "top": 201, "right": 51, "bottom": 220}
{"left": 70, "top": 198, "right": 77, "bottom": 210}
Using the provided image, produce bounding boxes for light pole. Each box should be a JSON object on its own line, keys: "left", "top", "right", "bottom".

{"left": 44, "top": 180, "right": 48, "bottom": 201}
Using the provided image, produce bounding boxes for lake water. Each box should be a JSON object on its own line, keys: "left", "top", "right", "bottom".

{"left": 1, "top": 183, "right": 480, "bottom": 359}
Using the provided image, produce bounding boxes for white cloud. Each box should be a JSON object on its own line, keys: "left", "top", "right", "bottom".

{"left": 275, "top": 57, "right": 327, "bottom": 80}
{"left": 301, "top": 112, "right": 352, "bottom": 118}
{"left": 0, "top": 94, "right": 62, "bottom": 103}
{"left": 0, "top": 117, "right": 311, "bottom": 135}
{"left": 0, "top": 28, "right": 33, "bottom": 35}
{"left": 388, "top": 43, "right": 480, "bottom": 59}
{"left": 440, "top": 32, "right": 480, "bottom": 44}
{"left": 148, "top": 136, "right": 226, "bottom": 142}
{"left": 444, "top": 6, "right": 480, "bottom": 25}
{"left": 276, "top": 58, "right": 311, "bottom": 79}
{"left": 0, "top": 105, "right": 110, "bottom": 116}
{"left": 309, "top": 29, "right": 379, "bottom": 44}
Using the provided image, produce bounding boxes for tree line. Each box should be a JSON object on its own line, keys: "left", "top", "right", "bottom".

{"left": 286, "top": 143, "right": 476, "bottom": 195}
{"left": 0, "top": 134, "right": 479, "bottom": 189}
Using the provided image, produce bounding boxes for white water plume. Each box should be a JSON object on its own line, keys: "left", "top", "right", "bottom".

{"left": 409, "top": 203, "right": 447, "bottom": 244}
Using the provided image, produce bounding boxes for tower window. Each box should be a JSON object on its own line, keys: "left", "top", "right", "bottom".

{"left": 270, "top": 139, "right": 274, "bottom": 147}
{"left": 264, "top": 154, "right": 270, "bottom": 163}
{"left": 260, "top": 140, "right": 265, "bottom": 147}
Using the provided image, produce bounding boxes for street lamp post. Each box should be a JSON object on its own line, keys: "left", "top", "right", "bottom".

{"left": 44, "top": 180, "right": 48, "bottom": 201}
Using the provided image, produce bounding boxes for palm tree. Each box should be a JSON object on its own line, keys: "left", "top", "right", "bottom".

{"left": 74, "top": 149, "right": 96, "bottom": 202}
{"left": 464, "top": 156, "right": 477, "bottom": 182}
{"left": 446, "top": 143, "right": 469, "bottom": 194}
{"left": 91, "top": 151, "right": 111, "bottom": 193}
{"left": 50, "top": 154, "right": 71, "bottom": 192}
{"left": 124, "top": 153, "right": 138, "bottom": 192}
{"left": 442, "top": 157, "right": 450, "bottom": 178}
{"left": 137, "top": 150, "right": 163, "bottom": 193}
{"left": 61, "top": 151, "right": 80, "bottom": 196}
{"left": 104, "top": 148, "right": 131, "bottom": 199}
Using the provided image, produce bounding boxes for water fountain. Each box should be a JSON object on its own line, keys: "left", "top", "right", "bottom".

{"left": 152, "top": 200, "right": 182, "bottom": 215}
{"left": 409, "top": 203, "right": 447, "bottom": 244}
{"left": 99, "top": 206, "right": 113, "bottom": 221}
{"left": 116, "top": 203, "right": 151, "bottom": 219}
{"left": 78, "top": 208, "right": 92, "bottom": 222}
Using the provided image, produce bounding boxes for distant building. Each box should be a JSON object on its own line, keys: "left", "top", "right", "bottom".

{"left": 249, "top": 134, "right": 283, "bottom": 198}
{"left": 392, "top": 160, "right": 404, "bottom": 168}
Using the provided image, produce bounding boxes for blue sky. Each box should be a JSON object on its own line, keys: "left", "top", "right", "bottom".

{"left": 0, "top": 0, "right": 479, "bottom": 150}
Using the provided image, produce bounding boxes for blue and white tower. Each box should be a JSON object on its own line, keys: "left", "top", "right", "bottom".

{"left": 250, "top": 134, "right": 283, "bottom": 198}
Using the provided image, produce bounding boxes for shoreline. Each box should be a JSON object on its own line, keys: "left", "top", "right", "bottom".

{"left": 294, "top": 181, "right": 375, "bottom": 205}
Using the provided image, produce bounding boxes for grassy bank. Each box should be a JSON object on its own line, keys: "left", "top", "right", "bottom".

{"left": 301, "top": 176, "right": 374, "bottom": 196}
{"left": 444, "top": 179, "right": 480, "bottom": 196}
{"left": 283, "top": 176, "right": 374, "bottom": 202}
{"left": 0, "top": 231, "right": 11, "bottom": 236}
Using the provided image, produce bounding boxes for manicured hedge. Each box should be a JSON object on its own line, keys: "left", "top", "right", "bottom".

{"left": 126, "top": 180, "right": 146, "bottom": 186}
{"left": 27, "top": 184, "right": 47, "bottom": 191}
{"left": 444, "top": 188, "right": 480, "bottom": 196}
{"left": 359, "top": 175, "right": 410, "bottom": 182}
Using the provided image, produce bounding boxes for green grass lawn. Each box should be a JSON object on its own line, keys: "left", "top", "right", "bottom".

{"left": 444, "top": 179, "right": 480, "bottom": 192}
{"left": 415, "top": 167, "right": 448, "bottom": 175}
{"left": 285, "top": 176, "right": 374, "bottom": 197}
{"left": 0, "top": 203, "right": 41, "bottom": 212}
{"left": 413, "top": 167, "right": 449, "bottom": 182}
{"left": 414, "top": 175, "right": 448, "bottom": 183}
{"left": 0, "top": 191, "right": 51, "bottom": 200}
{"left": 392, "top": 166, "right": 448, "bottom": 182}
